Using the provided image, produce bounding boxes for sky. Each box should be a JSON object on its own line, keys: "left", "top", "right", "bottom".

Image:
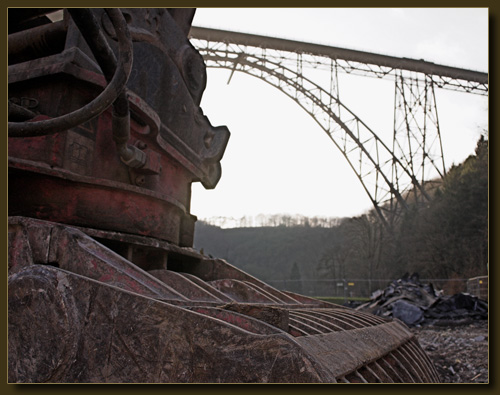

{"left": 189, "top": 8, "right": 488, "bottom": 223}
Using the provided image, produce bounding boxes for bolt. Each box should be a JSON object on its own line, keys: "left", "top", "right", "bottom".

{"left": 135, "top": 175, "right": 146, "bottom": 186}
{"left": 136, "top": 141, "right": 147, "bottom": 150}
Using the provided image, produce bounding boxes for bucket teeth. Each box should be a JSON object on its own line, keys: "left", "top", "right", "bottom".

{"left": 8, "top": 217, "right": 440, "bottom": 383}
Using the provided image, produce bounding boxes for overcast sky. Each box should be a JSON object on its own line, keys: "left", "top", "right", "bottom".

{"left": 189, "top": 8, "right": 488, "bottom": 222}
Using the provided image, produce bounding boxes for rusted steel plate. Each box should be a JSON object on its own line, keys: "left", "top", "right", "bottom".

{"left": 8, "top": 217, "right": 440, "bottom": 383}
{"left": 8, "top": 216, "right": 186, "bottom": 301}
{"left": 8, "top": 265, "right": 329, "bottom": 383}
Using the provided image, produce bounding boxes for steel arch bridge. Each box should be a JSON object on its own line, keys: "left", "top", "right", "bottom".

{"left": 189, "top": 27, "right": 488, "bottom": 228}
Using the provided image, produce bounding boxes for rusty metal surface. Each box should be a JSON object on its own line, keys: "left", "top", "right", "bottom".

{"left": 8, "top": 264, "right": 328, "bottom": 383}
{"left": 8, "top": 217, "right": 440, "bottom": 382}
{"left": 8, "top": 8, "right": 229, "bottom": 246}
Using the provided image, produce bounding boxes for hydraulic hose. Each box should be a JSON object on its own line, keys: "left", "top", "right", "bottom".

{"left": 65, "top": 8, "right": 143, "bottom": 166}
{"left": 8, "top": 8, "right": 133, "bottom": 139}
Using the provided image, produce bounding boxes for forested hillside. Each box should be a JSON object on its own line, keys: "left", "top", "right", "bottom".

{"left": 194, "top": 136, "right": 488, "bottom": 292}
{"left": 394, "top": 135, "right": 488, "bottom": 279}
{"left": 194, "top": 223, "right": 334, "bottom": 282}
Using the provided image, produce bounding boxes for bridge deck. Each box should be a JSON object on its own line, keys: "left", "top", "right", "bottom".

{"left": 190, "top": 26, "right": 487, "bottom": 85}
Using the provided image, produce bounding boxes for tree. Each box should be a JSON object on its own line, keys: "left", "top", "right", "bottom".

{"left": 344, "top": 213, "right": 389, "bottom": 292}
{"left": 290, "top": 261, "right": 303, "bottom": 293}
{"left": 396, "top": 136, "right": 488, "bottom": 280}
{"left": 317, "top": 227, "right": 350, "bottom": 279}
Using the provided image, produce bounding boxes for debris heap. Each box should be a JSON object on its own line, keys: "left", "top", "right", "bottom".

{"left": 356, "top": 273, "right": 488, "bottom": 326}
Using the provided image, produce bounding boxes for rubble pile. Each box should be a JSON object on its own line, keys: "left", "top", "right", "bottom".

{"left": 356, "top": 273, "right": 488, "bottom": 327}
{"left": 412, "top": 321, "right": 488, "bottom": 383}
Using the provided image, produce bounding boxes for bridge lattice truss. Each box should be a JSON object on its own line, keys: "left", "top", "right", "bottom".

{"left": 190, "top": 27, "right": 488, "bottom": 228}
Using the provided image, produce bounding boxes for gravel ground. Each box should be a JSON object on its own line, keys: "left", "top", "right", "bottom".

{"left": 411, "top": 320, "right": 489, "bottom": 383}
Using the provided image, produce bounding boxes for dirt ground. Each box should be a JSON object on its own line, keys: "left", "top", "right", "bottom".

{"left": 411, "top": 320, "right": 489, "bottom": 383}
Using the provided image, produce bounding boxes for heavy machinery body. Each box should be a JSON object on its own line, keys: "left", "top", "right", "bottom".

{"left": 8, "top": 8, "right": 439, "bottom": 383}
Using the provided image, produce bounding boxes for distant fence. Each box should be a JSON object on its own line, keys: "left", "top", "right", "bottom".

{"left": 467, "top": 276, "right": 488, "bottom": 301}
{"left": 266, "top": 278, "right": 476, "bottom": 300}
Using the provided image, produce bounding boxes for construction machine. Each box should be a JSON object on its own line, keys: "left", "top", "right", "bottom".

{"left": 8, "top": 8, "right": 439, "bottom": 383}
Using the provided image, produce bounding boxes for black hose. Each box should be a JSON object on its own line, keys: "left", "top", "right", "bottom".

{"left": 66, "top": 9, "right": 138, "bottom": 164}
{"left": 8, "top": 8, "right": 133, "bottom": 138}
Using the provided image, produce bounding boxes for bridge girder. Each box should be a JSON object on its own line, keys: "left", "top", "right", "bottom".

{"left": 190, "top": 27, "right": 488, "bottom": 96}
{"left": 189, "top": 28, "right": 487, "bottom": 228}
